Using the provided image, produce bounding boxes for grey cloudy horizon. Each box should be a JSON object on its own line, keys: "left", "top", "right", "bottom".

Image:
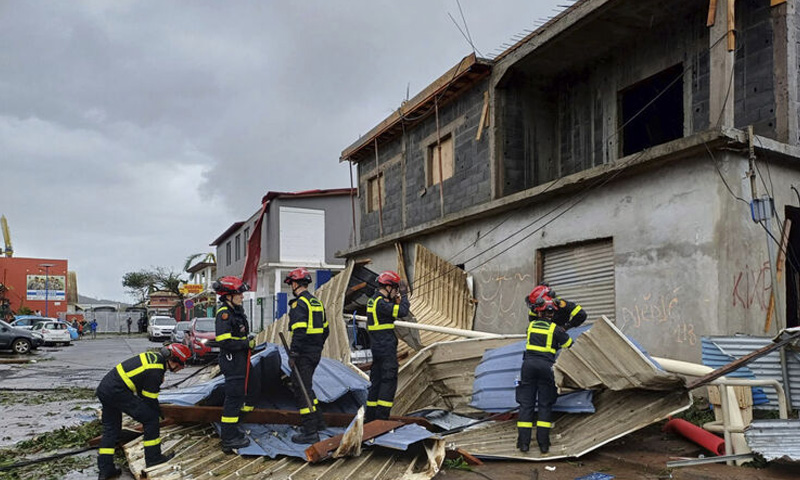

{"left": 1, "top": 0, "right": 566, "bottom": 302}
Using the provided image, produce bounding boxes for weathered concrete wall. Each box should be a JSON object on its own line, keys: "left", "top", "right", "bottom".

{"left": 358, "top": 79, "right": 491, "bottom": 244}
{"left": 384, "top": 150, "right": 795, "bottom": 363}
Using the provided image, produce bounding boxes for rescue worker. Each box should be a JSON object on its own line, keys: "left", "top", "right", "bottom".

{"left": 284, "top": 268, "right": 329, "bottom": 443}
{"left": 213, "top": 276, "right": 254, "bottom": 451}
{"left": 528, "top": 284, "right": 587, "bottom": 330}
{"left": 365, "top": 271, "right": 410, "bottom": 422}
{"left": 516, "top": 294, "right": 573, "bottom": 455}
{"left": 95, "top": 343, "right": 191, "bottom": 480}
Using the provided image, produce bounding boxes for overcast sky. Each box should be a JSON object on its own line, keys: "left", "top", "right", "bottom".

{"left": 1, "top": 0, "right": 568, "bottom": 302}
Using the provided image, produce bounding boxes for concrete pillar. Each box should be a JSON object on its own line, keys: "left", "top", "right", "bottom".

{"left": 772, "top": 1, "right": 798, "bottom": 145}
{"left": 709, "top": 0, "right": 735, "bottom": 128}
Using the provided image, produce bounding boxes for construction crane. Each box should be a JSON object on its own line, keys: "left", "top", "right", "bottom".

{"left": 1, "top": 215, "right": 12, "bottom": 257}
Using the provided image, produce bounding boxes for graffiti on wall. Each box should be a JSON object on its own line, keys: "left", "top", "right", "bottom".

{"left": 731, "top": 261, "right": 772, "bottom": 311}
{"left": 474, "top": 268, "right": 532, "bottom": 332}
{"left": 620, "top": 287, "right": 696, "bottom": 346}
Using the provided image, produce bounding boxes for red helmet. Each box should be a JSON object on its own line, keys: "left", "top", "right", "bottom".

{"left": 212, "top": 276, "right": 249, "bottom": 295}
{"left": 376, "top": 271, "right": 402, "bottom": 287}
{"left": 533, "top": 297, "right": 557, "bottom": 313}
{"left": 527, "top": 285, "right": 552, "bottom": 306}
{"left": 284, "top": 268, "right": 312, "bottom": 285}
{"left": 163, "top": 343, "right": 191, "bottom": 365}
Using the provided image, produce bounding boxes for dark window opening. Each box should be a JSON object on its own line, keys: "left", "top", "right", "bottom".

{"left": 784, "top": 206, "right": 800, "bottom": 328}
{"left": 620, "top": 64, "right": 684, "bottom": 157}
{"left": 226, "top": 242, "right": 232, "bottom": 266}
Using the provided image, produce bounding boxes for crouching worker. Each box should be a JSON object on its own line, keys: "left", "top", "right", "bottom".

{"left": 284, "top": 268, "right": 329, "bottom": 444}
{"left": 95, "top": 343, "right": 190, "bottom": 479}
{"left": 516, "top": 293, "right": 573, "bottom": 455}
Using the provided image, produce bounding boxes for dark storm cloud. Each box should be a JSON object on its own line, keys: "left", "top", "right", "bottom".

{"left": 0, "top": 0, "right": 566, "bottom": 300}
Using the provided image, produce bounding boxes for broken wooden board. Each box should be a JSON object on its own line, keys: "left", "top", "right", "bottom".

{"left": 306, "top": 420, "right": 404, "bottom": 463}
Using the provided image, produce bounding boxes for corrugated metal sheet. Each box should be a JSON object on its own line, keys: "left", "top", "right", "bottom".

{"left": 555, "top": 317, "right": 686, "bottom": 392}
{"left": 542, "top": 240, "right": 616, "bottom": 321}
{"left": 398, "top": 245, "right": 476, "bottom": 359}
{"left": 255, "top": 261, "right": 358, "bottom": 371}
{"left": 703, "top": 335, "right": 800, "bottom": 409}
{"left": 444, "top": 317, "right": 691, "bottom": 460}
{"left": 744, "top": 419, "right": 800, "bottom": 461}
{"left": 365, "top": 424, "right": 434, "bottom": 450}
{"left": 469, "top": 326, "right": 595, "bottom": 413}
{"left": 700, "top": 338, "right": 769, "bottom": 405}
{"left": 395, "top": 336, "right": 523, "bottom": 415}
{"left": 126, "top": 424, "right": 447, "bottom": 480}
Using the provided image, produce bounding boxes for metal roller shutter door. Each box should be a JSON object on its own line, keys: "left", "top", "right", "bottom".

{"left": 542, "top": 239, "right": 615, "bottom": 322}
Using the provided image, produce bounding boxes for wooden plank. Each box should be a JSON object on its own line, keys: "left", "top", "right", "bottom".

{"left": 771, "top": 0, "right": 787, "bottom": 6}
{"left": 727, "top": 0, "right": 735, "bottom": 51}
{"left": 475, "top": 90, "right": 490, "bottom": 141}
{"left": 159, "top": 404, "right": 430, "bottom": 429}
{"left": 686, "top": 330, "right": 800, "bottom": 389}
{"left": 305, "top": 420, "right": 404, "bottom": 463}
{"left": 707, "top": 0, "right": 718, "bottom": 26}
{"left": 765, "top": 218, "right": 791, "bottom": 332}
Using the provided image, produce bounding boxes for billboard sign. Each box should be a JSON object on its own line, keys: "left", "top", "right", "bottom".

{"left": 26, "top": 275, "right": 66, "bottom": 301}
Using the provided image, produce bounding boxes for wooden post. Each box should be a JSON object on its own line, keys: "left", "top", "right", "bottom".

{"left": 765, "top": 219, "right": 791, "bottom": 332}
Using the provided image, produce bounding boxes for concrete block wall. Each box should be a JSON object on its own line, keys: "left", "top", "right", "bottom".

{"left": 734, "top": 0, "right": 776, "bottom": 137}
{"left": 359, "top": 79, "right": 491, "bottom": 243}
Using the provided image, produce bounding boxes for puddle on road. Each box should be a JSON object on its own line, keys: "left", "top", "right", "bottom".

{"left": 1, "top": 394, "right": 98, "bottom": 448}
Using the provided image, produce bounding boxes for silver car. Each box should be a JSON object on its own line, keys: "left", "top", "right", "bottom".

{"left": 171, "top": 321, "right": 192, "bottom": 344}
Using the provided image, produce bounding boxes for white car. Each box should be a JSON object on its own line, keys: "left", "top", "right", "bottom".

{"left": 30, "top": 320, "right": 72, "bottom": 346}
{"left": 148, "top": 316, "right": 177, "bottom": 342}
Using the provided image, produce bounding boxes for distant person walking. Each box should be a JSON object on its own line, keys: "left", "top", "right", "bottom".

{"left": 90, "top": 319, "right": 98, "bottom": 339}
{"left": 126, "top": 316, "right": 133, "bottom": 335}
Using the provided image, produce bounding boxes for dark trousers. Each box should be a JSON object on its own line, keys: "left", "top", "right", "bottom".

{"left": 516, "top": 356, "right": 557, "bottom": 450}
{"left": 366, "top": 353, "right": 398, "bottom": 421}
{"left": 291, "top": 352, "right": 323, "bottom": 432}
{"left": 220, "top": 374, "right": 246, "bottom": 442}
{"left": 97, "top": 384, "right": 160, "bottom": 471}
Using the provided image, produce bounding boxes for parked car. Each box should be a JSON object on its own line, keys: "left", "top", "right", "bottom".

{"left": 147, "top": 316, "right": 177, "bottom": 342}
{"left": 30, "top": 320, "right": 72, "bottom": 346}
{"left": 58, "top": 320, "right": 80, "bottom": 341}
{"left": 0, "top": 320, "right": 44, "bottom": 354}
{"left": 9, "top": 315, "right": 41, "bottom": 330}
{"left": 185, "top": 317, "right": 218, "bottom": 361}
{"left": 171, "top": 321, "right": 192, "bottom": 344}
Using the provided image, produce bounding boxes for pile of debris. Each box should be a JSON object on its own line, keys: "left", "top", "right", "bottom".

{"left": 119, "top": 246, "right": 798, "bottom": 479}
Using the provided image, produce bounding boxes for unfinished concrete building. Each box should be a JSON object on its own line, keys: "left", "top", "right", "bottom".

{"left": 340, "top": 0, "right": 800, "bottom": 363}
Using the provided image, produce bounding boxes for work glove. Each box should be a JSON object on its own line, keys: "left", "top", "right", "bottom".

{"left": 398, "top": 279, "right": 409, "bottom": 296}
{"left": 248, "top": 333, "right": 256, "bottom": 350}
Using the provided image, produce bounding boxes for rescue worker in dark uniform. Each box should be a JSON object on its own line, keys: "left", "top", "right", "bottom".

{"left": 529, "top": 284, "right": 587, "bottom": 330}
{"left": 95, "top": 343, "right": 191, "bottom": 480}
{"left": 517, "top": 294, "right": 573, "bottom": 455}
{"left": 213, "top": 276, "right": 254, "bottom": 451}
{"left": 284, "top": 268, "right": 329, "bottom": 444}
{"left": 365, "top": 271, "right": 410, "bottom": 422}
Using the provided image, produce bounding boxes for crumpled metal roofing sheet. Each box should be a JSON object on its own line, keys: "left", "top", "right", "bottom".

{"left": 398, "top": 245, "right": 476, "bottom": 359}
{"left": 470, "top": 326, "right": 595, "bottom": 413}
{"left": 125, "top": 424, "right": 447, "bottom": 480}
{"left": 701, "top": 337, "right": 769, "bottom": 405}
{"left": 215, "top": 422, "right": 345, "bottom": 459}
{"left": 255, "top": 261, "right": 359, "bottom": 370}
{"left": 432, "top": 317, "right": 691, "bottom": 460}
{"left": 555, "top": 316, "right": 686, "bottom": 392}
{"left": 702, "top": 335, "right": 800, "bottom": 409}
{"left": 365, "top": 423, "right": 435, "bottom": 450}
{"left": 744, "top": 419, "right": 800, "bottom": 461}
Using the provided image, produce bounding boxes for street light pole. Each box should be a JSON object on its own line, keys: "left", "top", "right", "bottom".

{"left": 39, "top": 263, "right": 54, "bottom": 317}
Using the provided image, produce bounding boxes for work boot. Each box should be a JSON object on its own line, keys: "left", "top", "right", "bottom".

{"left": 97, "top": 465, "right": 122, "bottom": 480}
{"left": 538, "top": 443, "right": 549, "bottom": 454}
{"left": 314, "top": 410, "right": 327, "bottom": 432}
{"left": 145, "top": 452, "right": 174, "bottom": 468}
{"left": 516, "top": 440, "right": 529, "bottom": 453}
{"left": 221, "top": 435, "right": 250, "bottom": 452}
{"left": 291, "top": 428, "right": 320, "bottom": 444}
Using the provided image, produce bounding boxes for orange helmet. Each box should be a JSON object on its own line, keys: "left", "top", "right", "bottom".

{"left": 212, "top": 276, "right": 249, "bottom": 295}
{"left": 533, "top": 297, "right": 557, "bottom": 314}
{"left": 284, "top": 268, "right": 312, "bottom": 285}
{"left": 527, "top": 284, "right": 553, "bottom": 306}
{"left": 376, "top": 271, "right": 402, "bottom": 287}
